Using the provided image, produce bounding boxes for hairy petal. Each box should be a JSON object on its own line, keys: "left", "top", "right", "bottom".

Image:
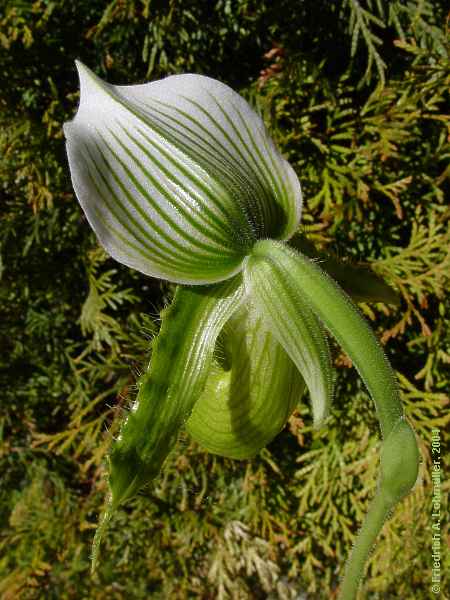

{"left": 248, "top": 240, "right": 404, "bottom": 435}
{"left": 288, "top": 233, "right": 400, "bottom": 305}
{"left": 244, "top": 248, "right": 333, "bottom": 427}
{"left": 92, "top": 276, "right": 244, "bottom": 568}
{"left": 247, "top": 240, "right": 420, "bottom": 600}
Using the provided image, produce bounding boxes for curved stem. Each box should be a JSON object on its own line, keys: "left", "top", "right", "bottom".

{"left": 339, "top": 491, "right": 390, "bottom": 599}
{"left": 339, "top": 415, "right": 419, "bottom": 598}
{"left": 246, "top": 240, "right": 420, "bottom": 599}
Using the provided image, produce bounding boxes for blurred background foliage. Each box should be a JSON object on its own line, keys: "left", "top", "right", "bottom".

{"left": 1, "top": 0, "right": 449, "bottom": 598}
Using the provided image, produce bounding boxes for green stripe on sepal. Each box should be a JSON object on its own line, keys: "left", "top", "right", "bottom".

{"left": 64, "top": 62, "right": 302, "bottom": 284}
{"left": 186, "top": 302, "right": 306, "bottom": 458}
{"left": 243, "top": 248, "right": 333, "bottom": 428}
{"left": 92, "top": 275, "right": 244, "bottom": 568}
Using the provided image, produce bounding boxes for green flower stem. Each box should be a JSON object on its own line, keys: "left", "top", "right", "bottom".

{"left": 245, "top": 240, "right": 420, "bottom": 599}
{"left": 92, "top": 275, "right": 244, "bottom": 570}
{"left": 339, "top": 416, "right": 420, "bottom": 599}
{"left": 338, "top": 491, "right": 390, "bottom": 599}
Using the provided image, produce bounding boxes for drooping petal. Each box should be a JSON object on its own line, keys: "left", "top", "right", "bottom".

{"left": 186, "top": 302, "right": 305, "bottom": 459}
{"left": 246, "top": 241, "right": 420, "bottom": 600}
{"left": 92, "top": 275, "right": 244, "bottom": 568}
{"left": 244, "top": 248, "right": 334, "bottom": 427}
{"left": 247, "top": 239, "right": 404, "bottom": 437}
{"left": 64, "top": 62, "right": 302, "bottom": 284}
{"left": 108, "top": 277, "right": 244, "bottom": 509}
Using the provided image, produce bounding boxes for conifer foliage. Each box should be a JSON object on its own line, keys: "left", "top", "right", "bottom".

{"left": 1, "top": 1, "right": 448, "bottom": 597}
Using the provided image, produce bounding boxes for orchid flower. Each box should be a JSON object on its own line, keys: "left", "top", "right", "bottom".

{"left": 64, "top": 62, "right": 420, "bottom": 599}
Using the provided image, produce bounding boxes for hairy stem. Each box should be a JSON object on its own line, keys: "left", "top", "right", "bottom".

{"left": 339, "top": 416, "right": 419, "bottom": 598}
{"left": 245, "top": 240, "right": 420, "bottom": 599}
{"left": 339, "top": 491, "right": 390, "bottom": 599}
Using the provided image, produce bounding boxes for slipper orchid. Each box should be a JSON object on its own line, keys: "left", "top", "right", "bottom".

{"left": 64, "top": 62, "right": 420, "bottom": 599}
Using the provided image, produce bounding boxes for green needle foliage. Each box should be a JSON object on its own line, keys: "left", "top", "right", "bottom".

{"left": 1, "top": 1, "right": 449, "bottom": 598}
